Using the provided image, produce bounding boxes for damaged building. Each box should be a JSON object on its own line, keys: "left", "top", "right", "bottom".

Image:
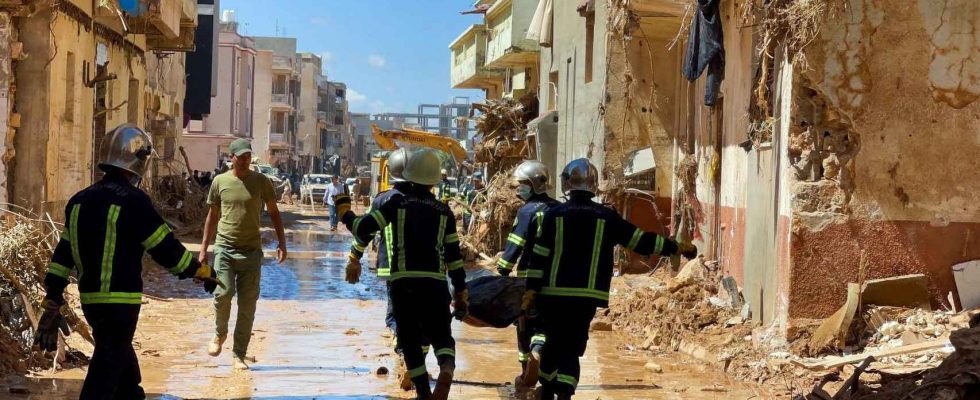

{"left": 4, "top": 0, "right": 201, "bottom": 217}
{"left": 600, "top": 0, "right": 980, "bottom": 333}
{"left": 454, "top": 0, "right": 980, "bottom": 337}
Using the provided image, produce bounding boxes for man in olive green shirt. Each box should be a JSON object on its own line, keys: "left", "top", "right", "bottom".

{"left": 199, "top": 138, "right": 287, "bottom": 370}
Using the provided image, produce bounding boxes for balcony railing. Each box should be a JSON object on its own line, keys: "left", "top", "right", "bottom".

{"left": 124, "top": 0, "right": 197, "bottom": 51}
{"left": 271, "top": 94, "right": 292, "bottom": 108}
{"left": 272, "top": 56, "right": 294, "bottom": 72}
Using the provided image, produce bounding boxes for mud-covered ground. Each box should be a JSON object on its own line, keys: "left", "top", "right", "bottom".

{"left": 5, "top": 204, "right": 764, "bottom": 399}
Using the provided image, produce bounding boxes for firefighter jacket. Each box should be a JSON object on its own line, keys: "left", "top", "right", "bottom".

{"left": 347, "top": 182, "right": 411, "bottom": 277}
{"left": 496, "top": 194, "right": 559, "bottom": 277}
{"left": 436, "top": 179, "right": 453, "bottom": 203}
{"left": 43, "top": 173, "right": 202, "bottom": 305}
{"left": 528, "top": 193, "right": 679, "bottom": 308}
{"left": 458, "top": 183, "right": 475, "bottom": 215}
{"left": 342, "top": 187, "right": 465, "bottom": 292}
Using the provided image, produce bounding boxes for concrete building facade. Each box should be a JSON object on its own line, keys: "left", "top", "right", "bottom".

{"left": 10, "top": 0, "right": 198, "bottom": 214}
{"left": 183, "top": 20, "right": 255, "bottom": 173}
{"left": 587, "top": 0, "right": 980, "bottom": 335}
{"left": 297, "top": 53, "right": 321, "bottom": 167}
{"left": 252, "top": 37, "right": 299, "bottom": 172}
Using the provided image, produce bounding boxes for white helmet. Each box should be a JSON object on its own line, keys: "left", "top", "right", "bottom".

{"left": 560, "top": 158, "right": 598, "bottom": 195}
{"left": 403, "top": 149, "right": 443, "bottom": 186}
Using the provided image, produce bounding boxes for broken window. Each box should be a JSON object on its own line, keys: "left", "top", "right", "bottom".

{"left": 127, "top": 79, "right": 139, "bottom": 124}
{"left": 585, "top": 13, "right": 595, "bottom": 84}
{"left": 64, "top": 52, "right": 75, "bottom": 122}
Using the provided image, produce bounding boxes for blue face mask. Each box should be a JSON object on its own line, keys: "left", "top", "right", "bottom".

{"left": 517, "top": 184, "right": 533, "bottom": 200}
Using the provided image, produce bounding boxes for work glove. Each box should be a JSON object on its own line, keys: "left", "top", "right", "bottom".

{"left": 33, "top": 299, "right": 69, "bottom": 352}
{"left": 193, "top": 262, "right": 224, "bottom": 294}
{"left": 345, "top": 256, "right": 362, "bottom": 284}
{"left": 333, "top": 193, "right": 352, "bottom": 217}
{"left": 677, "top": 242, "right": 698, "bottom": 259}
{"left": 452, "top": 289, "right": 469, "bottom": 321}
{"left": 521, "top": 289, "right": 537, "bottom": 313}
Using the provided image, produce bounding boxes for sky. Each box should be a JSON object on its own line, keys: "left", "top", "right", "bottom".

{"left": 222, "top": 0, "right": 487, "bottom": 115}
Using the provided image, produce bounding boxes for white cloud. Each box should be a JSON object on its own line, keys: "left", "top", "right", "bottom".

{"left": 367, "top": 55, "right": 386, "bottom": 68}
{"left": 309, "top": 17, "right": 329, "bottom": 27}
{"left": 347, "top": 89, "right": 367, "bottom": 103}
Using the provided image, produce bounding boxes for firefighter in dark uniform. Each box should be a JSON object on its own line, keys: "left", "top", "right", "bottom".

{"left": 435, "top": 169, "right": 453, "bottom": 203}
{"left": 344, "top": 148, "right": 430, "bottom": 391}
{"left": 338, "top": 148, "right": 468, "bottom": 400}
{"left": 33, "top": 124, "right": 219, "bottom": 400}
{"left": 495, "top": 160, "right": 560, "bottom": 389}
{"left": 526, "top": 158, "right": 697, "bottom": 400}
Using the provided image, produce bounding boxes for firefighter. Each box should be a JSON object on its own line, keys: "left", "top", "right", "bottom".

{"left": 495, "top": 160, "right": 560, "bottom": 389}
{"left": 338, "top": 148, "right": 468, "bottom": 400}
{"left": 343, "top": 148, "right": 430, "bottom": 391}
{"left": 436, "top": 169, "right": 453, "bottom": 203}
{"left": 526, "top": 158, "right": 697, "bottom": 400}
{"left": 33, "top": 124, "right": 219, "bottom": 400}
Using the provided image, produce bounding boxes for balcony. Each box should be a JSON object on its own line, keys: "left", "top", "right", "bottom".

{"left": 272, "top": 56, "right": 294, "bottom": 73}
{"left": 450, "top": 24, "right": 505, "bottom": 89}
{"left": 271, "top": 93, "right": 293, "bottom": 110}
{"left": 123, "top": 0, "right": 198, "bottom": 51}
{"left": 317, "top": 111, "right": 327, "bottom": 122}
{"left": 270, "top": 133, "right": 289, "bottom": 149}
{"left": 485, "top": 0, "right": 540, "bottom": 68}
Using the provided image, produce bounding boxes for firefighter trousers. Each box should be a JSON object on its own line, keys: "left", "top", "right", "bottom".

{"left": 386, "top": 281, "right": 431, "bottom": 354}
{"left": 516, "top": 317, "right": 545, "bottom": 367}
{"left": 79, "top": 304, "right": 143, "bottom": 400}
{"left": 389, "top": 278, "right": 456, "bottom": 384}
{"left": 537, "top": 297, "right": 597, "bottom": 396}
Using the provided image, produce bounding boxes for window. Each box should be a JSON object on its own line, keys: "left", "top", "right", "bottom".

{"left": 335, "top": 89, "right": 344, "bottom": 98}
{"left": 64, "top": 52, "right": 75, "bottom": 121}
{"left": 127, "top": 79, "right": 139, "bottom": 123}
{"left": 273, "top": 75, "right": 287, "bottom": 94}
{"left": 548, "top": 71, "right": 559, "bottom": 111}
{"left": 272, "top": 112, "right": 286, "bottom": 133}
{"left": 334, "top": 116, "right": 343, "bottom": 125}
{"left": 233, "top": 101, "right": 240, "bottom": 132}
{"left": 585, "top": 14, "right": 595, "bottom": 83}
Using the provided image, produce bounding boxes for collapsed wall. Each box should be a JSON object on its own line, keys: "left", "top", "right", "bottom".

{"left": 787, "top": 0, "right": 980, "bottom": 319}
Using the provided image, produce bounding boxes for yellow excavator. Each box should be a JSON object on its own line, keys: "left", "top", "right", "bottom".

{"left": 369, "top": 124, "right": 468, "bottom": 197}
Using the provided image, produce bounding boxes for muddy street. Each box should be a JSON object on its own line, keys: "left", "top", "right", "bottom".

{"left": 11, "top": 205, "right": 758, "bottom": 399}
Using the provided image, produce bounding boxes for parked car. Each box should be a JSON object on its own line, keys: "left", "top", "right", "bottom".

{"left": 256, "top": 164, "right": 284, "bottom": 197}
{"left": 300, "top": 174, "right": 331, "bottom": 203}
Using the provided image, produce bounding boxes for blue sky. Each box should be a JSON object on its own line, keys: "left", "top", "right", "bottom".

{"left": 223, "top": 0, "right": 486, "bottom": 114}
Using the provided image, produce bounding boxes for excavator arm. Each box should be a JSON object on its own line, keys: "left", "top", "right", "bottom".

{"left": 371, "top": 124, "right": 467, "bottom": 163}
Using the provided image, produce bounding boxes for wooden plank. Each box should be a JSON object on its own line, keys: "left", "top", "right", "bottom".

{"left": 794, "top": 340, "right": 951, "bottom": 370}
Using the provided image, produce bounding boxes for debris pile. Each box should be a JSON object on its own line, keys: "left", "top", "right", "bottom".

{"left": 854, "top": 322, "right": 980, "bottom": 400}
{"left": 0, "top": 208, "right": 91, "bottom": 374}
{"left": 458, "top": 166, "right": 522, "bottom": 258}
{"left": 146, "top": 149, "right": 209, "bottom": 236}
{"left": 472, "top": 96, "right": 536, "bottom": 177}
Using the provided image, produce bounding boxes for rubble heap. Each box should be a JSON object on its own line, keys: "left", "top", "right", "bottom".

{"left": 0, "top": 209, "right": 91, "bottom": 374}
{"left": 472, "top": 96, "right": 536, "bottom": 177}
{"left": 458, "top": 166, "right": 522, "bottom": 258}
{"left": 146, "top": 149, "right": 209, "bottom": 236}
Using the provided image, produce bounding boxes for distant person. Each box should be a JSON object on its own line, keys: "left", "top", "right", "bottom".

{"left": 324, "top": 175, "right": 347, "bottom": 231}
{"left": 351, "top": 178, "right": 361, "bottom": 204}
{"left": 199, "top": 138, "right": 288, "bottom": 370}
{"left": 279, "top": 178, "right": 294, "bottom": 206}
{"left": 436, "top": 169, "right": 453, "bottom": 203}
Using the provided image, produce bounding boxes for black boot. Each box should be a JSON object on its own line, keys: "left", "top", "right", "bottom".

{"left": 556, "top": 394, "right": 572, "bottom": 400}
{"left": 431, "top": 358, "right": 455, "bottom": 400}
{"left": 412, "top": 375, "right": 431, "bottom": 400}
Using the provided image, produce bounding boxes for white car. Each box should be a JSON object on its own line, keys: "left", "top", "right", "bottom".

{"left": 300, "top": 174, "right": 331, "bottom": 203}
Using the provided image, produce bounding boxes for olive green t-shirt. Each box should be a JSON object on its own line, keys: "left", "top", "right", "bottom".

{"left": 207, "top": 171, "right": 276, "bottom": 250}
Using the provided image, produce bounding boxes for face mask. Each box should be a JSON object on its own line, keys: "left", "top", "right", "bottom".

{"left": 517, "top": 184, "right": 534, "bottom": 200}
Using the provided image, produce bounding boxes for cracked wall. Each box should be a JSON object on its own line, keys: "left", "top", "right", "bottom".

{"left": 787, "top": 0, "right": 980, "bottom": 318}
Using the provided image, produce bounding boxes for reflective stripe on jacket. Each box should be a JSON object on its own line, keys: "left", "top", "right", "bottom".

{"left": 527, "top": 195, "right": 679, "bottom": 307}
{"left": 44, "top": 174, "right": 201, "bottom": 305}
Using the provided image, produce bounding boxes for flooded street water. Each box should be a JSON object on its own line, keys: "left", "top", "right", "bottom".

{"left": 14, "top": 205, "right": 760, "bottom": 399}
